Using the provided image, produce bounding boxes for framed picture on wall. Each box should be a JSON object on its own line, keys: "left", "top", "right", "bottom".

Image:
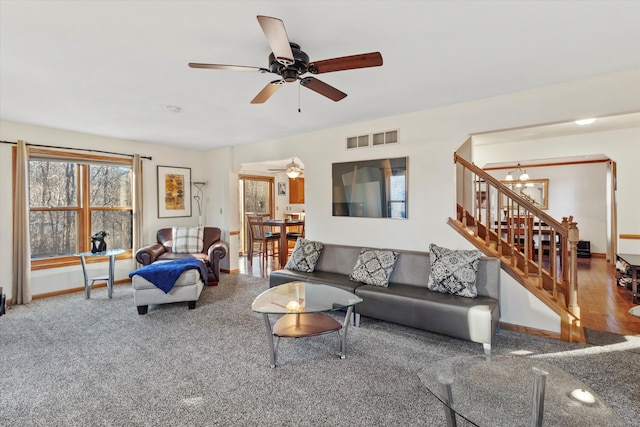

{"left": 157, "top": 165, "right": 192, "bottom": 218}
{"left": 332, "top": 156, "right": 408, "bottom": 219}
{"left": 278, "top": 182, "right": 287, "bottom": 196}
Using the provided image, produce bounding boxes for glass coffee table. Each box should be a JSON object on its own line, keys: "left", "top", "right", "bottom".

{"left": 251, "top": 281, "right": 362, "bottom": 368}
{"left": 418, "top": 355, "right": 625, "bottom": 427}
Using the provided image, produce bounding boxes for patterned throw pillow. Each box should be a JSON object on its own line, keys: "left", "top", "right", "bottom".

{"left": 285, "top": 238, "right": 324, "bottom": 272}
{"left": 172, "top": 226, "right": 204, "bottom": 254}
{"left": 427, "top": 244, "right": 482, "bottom": 298}
{"left": 349, "top": 248, "right": 399, "bottom": 287}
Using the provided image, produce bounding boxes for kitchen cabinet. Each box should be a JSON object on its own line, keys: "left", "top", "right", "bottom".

{"left": 289, "top": 177, "right": 304, "bottom": 204}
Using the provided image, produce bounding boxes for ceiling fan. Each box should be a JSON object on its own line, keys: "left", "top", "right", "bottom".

{"left": 189, "top": 15, "right": 383, "bottom": 104}
{"left": 268, "top": 159, "right": 304, "bottom": 178}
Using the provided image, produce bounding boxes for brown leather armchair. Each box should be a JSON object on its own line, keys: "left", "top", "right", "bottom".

{"left": 134, "top": 227, "right": 228, "bottom": 285}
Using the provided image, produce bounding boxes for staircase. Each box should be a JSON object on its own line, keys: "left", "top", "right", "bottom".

{"left": 452, "top": 151, "right": 583, "bottom": 342}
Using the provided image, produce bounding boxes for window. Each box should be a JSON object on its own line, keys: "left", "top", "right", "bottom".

{"left": 26, "top": 149, "right": 133, "bottom": 269}
{"left": 239, "top": 175, "right": 275, "bottom": 254}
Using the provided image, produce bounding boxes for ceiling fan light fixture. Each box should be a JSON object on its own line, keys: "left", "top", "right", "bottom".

{"left": 286, "top": 169, "right": 301, "bottom": 179}
{"left": 281, "top": 69, "right": 298, "bottom": 82}
{"left": 284, "top": 159, "right": 302, "bottom": 178}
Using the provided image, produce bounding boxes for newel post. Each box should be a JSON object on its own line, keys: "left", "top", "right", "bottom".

{"left": 567, "top": 221, "right": 580, "bottom": 318}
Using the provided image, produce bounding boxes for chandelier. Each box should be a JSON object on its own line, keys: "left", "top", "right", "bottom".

{"left": 504, "top": 163, "right": 529, "bottom": 183}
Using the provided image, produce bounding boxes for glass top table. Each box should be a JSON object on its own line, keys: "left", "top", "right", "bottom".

{"left": 74, "top": 249, "right": 125, "bottom": 299}
{"left": 418, "top": 355, "right": 625, "bottom": 427}
{"left": 252, "top": 281, "right": 362, "bottom": 368}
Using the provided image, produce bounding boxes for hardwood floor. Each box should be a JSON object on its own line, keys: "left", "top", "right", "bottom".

{"left": 239, "top": 253, "right": 279, "bottom": 279}
{"left": 239, "top": 254, "right": 640, "bottom": 336}
{"left": 577, "top": 256, "right": 640, "bottom": 335}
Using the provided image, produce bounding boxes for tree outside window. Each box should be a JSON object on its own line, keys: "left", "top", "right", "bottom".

{"left": 27, "top": 152, "right": 133, "bottom": 268}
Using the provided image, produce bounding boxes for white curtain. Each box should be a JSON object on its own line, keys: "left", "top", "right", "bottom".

{"left": 12, "top": 140, "right": 32, "bottom": 304}
{"left": 132, "top": 154, "right": 144, "bottom": 264}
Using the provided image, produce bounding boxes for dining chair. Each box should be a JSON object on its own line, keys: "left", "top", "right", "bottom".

{"left": 285, "top": 219, "right": 305, "bottom": 254}
{"left": 508, "top": 215, "right": 535, "bottom": 258}
{"left": 247, "top": 215, "right": 280, "bottom": 265}
{"left": 286, "top": 219, "right": 305, "bottom": 240}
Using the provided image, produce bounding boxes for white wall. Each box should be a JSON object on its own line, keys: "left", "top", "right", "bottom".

{"left": 475, "top": 127, "right": 640, "bottom": 255}
{"left": 2, "top": 69, "right": 639, "bottom": 334}
{"left": 272, "top": 174, "right": 305, "bottom": 220}
{"left": 0, "top": 120, "right": 207, "bottom": 298}
{"left": 222, "top": 69, "right": 640, "bottom": 333}
{"left": 478, "top": 161, "right": 608, "bottom": 254}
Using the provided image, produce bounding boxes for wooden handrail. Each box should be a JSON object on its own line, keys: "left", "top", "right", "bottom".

{"left": 453, "top": 149, "right": 582, "bottom": 342}
{"left": 454, "top": 153, "right": 566, "bottom": 232}
{"left": 620, "top": 234, "right": 640, "bottom": 240}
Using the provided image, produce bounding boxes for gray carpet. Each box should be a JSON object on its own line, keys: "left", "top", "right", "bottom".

{"left": 1, "top": 274, "right": 639, "bottom": 426}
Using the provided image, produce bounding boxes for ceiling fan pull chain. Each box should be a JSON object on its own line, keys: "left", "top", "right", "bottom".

{"left": 298, "top": 83, "right": 301, "bottom": 113}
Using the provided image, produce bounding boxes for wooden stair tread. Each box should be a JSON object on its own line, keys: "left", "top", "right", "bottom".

{"left": 448, "top": 217, "right": 583, "bottom": 343}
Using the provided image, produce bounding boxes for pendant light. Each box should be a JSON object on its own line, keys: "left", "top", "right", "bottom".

{"left": 505, "top": 163, "right": 529, "bottom": 181}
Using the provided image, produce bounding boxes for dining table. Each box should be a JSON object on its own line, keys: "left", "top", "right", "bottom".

{"left": 263, "top": 219, "right": 305, "bottom": 267}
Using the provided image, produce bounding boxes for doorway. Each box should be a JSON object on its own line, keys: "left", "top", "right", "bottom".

{"left": 239, "top": 175, "right": 275, "bottom": 254}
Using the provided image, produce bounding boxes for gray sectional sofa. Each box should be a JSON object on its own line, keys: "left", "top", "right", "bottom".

{"left": 269, "top": 243, "right": 501, "bottom": 355}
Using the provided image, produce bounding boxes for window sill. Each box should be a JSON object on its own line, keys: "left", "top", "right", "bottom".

{"left": 31, "top": 250, "right": 132, "bottom": 271}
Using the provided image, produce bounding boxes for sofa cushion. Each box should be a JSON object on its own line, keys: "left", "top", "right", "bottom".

{"left": 388, "top": 250, "right": 432, "bottom": 288}
{"left": 269, "top": 269, "right": 363, "bottom": 293}
{"left": 349, "top": 248, "right": 399, "bottom": 287}
{"left": 285, "top": 238, "right": 324, "bottom": 272}
{"left": 129, "top": 258, "right": 206, "bottom": 293}
{"left": 172, "top": 226, "right": 204, "bottom": 253}
{"left": 427, "top": 244, "right": 482, "bottom": 298}
{"left": 355, "top": 283, "right": 498, "bottom": 343}
{"left": 132, "top": 267, "right": 202, "bottom": 290}
{"left": 314, "top": 244, "right": 363, "bottom": 275}
{"left": 306, "top": 271, "right": 363, "bottom": 293}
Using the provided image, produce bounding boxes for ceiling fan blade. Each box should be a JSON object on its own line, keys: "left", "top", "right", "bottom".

{"left": 300, "top": 77, "right": 347, "bottom": 102}
{"left": 188, "top": 63, "right": 268, "bottom": 72}
{"left": 308, "top": 52, "right": 383, "bottom": 74}
{"left": 257, "top": 15, "right": 294, "bottom": 65}
{"left": 250, "top": 80, "right": 285, "bottom": 104}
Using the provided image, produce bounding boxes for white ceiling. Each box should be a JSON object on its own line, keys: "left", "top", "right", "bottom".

{"left": 1, "top": 0, "right": 639, "bottom": 151}
{"left": 473, "top": 112, "right": 640, "bottom": 146}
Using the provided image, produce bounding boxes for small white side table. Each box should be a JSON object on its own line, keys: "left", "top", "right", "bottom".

{"left": 74, "top": 249, "right": 125, "bottom": 299}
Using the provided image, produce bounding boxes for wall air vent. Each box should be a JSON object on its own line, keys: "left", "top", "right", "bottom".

{"left": 346, "top": 134, "right": 370, "bottom": 149}
{"left": 347, "top": 130, "right": 399, "bottom": 150}
{"left": 372, "top": 130, "right": 398, "bottom": 145}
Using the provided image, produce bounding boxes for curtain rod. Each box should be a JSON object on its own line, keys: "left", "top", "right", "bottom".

{"left": 0, "top": 140, "right": 152, "bottom": 160}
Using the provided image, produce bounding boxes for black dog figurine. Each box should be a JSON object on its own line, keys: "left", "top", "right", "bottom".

{"left": 91, "top": 231, "right": 108, "bottom": 253}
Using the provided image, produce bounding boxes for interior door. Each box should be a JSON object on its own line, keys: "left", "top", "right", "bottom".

{"left": 239, "top": 175, "right": 274, "bottom": 254}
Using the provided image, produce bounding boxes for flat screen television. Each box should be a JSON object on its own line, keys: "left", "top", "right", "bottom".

{"left": 332, "top": 157, "right": 407, "bottom": 219}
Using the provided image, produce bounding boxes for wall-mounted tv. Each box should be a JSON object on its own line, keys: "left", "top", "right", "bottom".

{"left": 332, "top": 157, "right": 407, "bottom": 219}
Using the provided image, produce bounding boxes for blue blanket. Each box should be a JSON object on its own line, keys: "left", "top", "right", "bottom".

{"left": 129, "top": 258, "right": 207, "bottom": 293}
